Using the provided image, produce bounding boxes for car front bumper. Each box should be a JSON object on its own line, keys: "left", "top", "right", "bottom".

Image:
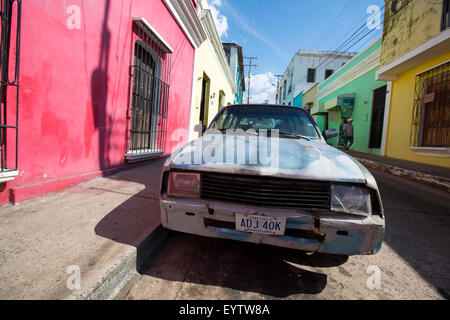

{"left": 160, "top": 196, "right": 384, "bottom": 255}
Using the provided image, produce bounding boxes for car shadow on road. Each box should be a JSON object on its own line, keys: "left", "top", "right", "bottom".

{"left": 93, "top": 156, "right": 348, "bottom": 298}
{"left": 371, "top": 170, "right": 450, "bottom": 299}
{"left": 141, "top": 232, "right": 348, "bottom": 298}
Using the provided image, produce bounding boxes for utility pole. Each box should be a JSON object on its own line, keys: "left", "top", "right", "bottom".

{"left": 274, "top": 74, "right": 283, "bottom": 104}
{"left": 244, "top": 56, "right": 258, "bottom": 104}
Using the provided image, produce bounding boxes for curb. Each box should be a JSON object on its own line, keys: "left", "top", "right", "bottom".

{"left": 355, "top": 157, "right": 450, "bottom": 193}
{"left": 75, "top": 226, "right": 170, "bottom": 300}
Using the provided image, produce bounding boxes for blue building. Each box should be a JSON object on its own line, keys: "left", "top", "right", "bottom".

{"left": 293, "top": 91, "right": 303, "bottom": 108}
{"left": 223, "top": 43, "right": 246, "bottom": 104}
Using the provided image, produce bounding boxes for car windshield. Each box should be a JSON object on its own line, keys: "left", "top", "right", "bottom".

{"left": 208, "top": 105, "right": 320, "bottom": 139}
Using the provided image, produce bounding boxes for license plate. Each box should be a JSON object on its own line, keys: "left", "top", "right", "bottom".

{"left": 235, "top": 214, "right": 286, "bottom": 235}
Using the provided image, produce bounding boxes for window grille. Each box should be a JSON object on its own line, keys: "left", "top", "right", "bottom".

{"left": 0, "top": 0, "right": 21, "bottom": 173}
{"left": 127, "top": 21, "right": 172, "bottom": 159}
{"left": 411, "top": 61, "right": 449, "bottom": 148}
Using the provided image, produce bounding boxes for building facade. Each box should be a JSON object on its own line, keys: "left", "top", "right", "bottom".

{"left": 302, "top": 83, "right": 318, "bottom": 115}
{"left": 223, "top": 43, "right": 246, "bottom": 104}
{"left": 316, "top": 39, "right": 388, "bottom": 154}
{"left": 276, "top": 50, "right": 357, "bottom": 106}
{"left": 189, "top": 0, "right": 237, "bottom": 140}
{"left": 0, "top": 0, "right": 206, "bottom": 205}
{"left": 293, "top": 91, "right": 303, "bottom": 108}
{"left": 376, "top": 0, "right": 450, "bottom": 167}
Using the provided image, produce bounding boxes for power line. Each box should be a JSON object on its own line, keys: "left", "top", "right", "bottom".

{"left": 310, "top": 0, "right": 411, "bottom": 75}
{"left": 326, "top": 1, "right": 385, "bottom": 53}
{"left": 279, "top": 3, "right": 385, "bottom": 95}
{"left": 310, "top": 0, "right": 357, "bottom": 51}
{"left": 244, "top": 56, "right": 258, "bottom": 104}
{"left": 307, "top": 0, "right": 380, "bottom": 77}
{"left": 274, "top": 74, "right": 283, "bottom": 103}
{"left": 293, "top": 0, "right": 415, "bottom": 86}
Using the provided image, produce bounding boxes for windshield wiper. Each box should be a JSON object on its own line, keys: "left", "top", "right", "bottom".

{"left": 215, "top": 128, "right": 258, "bottom": 136}
{"left": 277, "top": 131, "right": 311, "bottom": 141}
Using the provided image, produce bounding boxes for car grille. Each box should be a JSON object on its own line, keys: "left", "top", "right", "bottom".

{"left": 200, "top": 172, "right": 331, "bottom": 210}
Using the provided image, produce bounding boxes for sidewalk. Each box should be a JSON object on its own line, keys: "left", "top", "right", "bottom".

{"left": 0, "top": 158, "right": 168, "bottom": 300}
{"left": 344, "top": 149, "right": 450, "bottom": 192}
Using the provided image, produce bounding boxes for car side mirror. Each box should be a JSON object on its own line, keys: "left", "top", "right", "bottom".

{"left": 323, "top": 129, "right": 338, "bottom": 140}
{"left": 194, "top": 123, "right": 207, "bottom": 136}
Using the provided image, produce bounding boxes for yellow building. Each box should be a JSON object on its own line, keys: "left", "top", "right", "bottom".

{"left": 189, "top": 0, "right": 237, "bottom": 140}
{"left": 377, "top": 0, "right": 450, "bottom": 167}
{"left": 302, "top": 83, "right": 318, "bottom": 113}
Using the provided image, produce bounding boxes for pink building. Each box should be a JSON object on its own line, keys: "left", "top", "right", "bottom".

{"left": 0, "top": 0, "right": 206, "bottom": 205}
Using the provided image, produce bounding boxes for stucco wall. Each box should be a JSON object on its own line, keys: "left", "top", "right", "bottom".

{"left": 302, "top": 84, "right": 318, "bottom": 109}
{"left": 320, "top": 70, "right": 387, "bottom": 154}
{"left": 0, "top": 0, "right": 195, "bottom": 205}
{"left": 317, "top": 39, "right": 387, "bottom": 155}
{"left": 293, "top": 92, "right": 303, "bottom": 108}
{"left": 384, "top": 51, "right": 450, "bottom": 167}
{"left": 381, "top": 0, "right": 443, "bottom": 66}
{"left": 190, "top": 40, "right": 236, "bottom": 141}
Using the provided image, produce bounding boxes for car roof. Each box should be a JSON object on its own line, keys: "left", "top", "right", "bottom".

{"left": 224, "top": 104, "right": 306, "bottom": 110}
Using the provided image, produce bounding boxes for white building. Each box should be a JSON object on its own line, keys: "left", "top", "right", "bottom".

{"left": 276, "top": 50, "right": 357, "bottom": 106}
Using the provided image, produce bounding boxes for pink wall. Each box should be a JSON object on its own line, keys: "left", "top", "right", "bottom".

{"left": 0, "top": 0, "right": 195, "bottom": 205}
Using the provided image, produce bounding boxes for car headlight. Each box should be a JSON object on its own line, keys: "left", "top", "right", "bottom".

{"left": 331, "top": 184, "right": 372, "bottom": 216}
{"left": 167, "top": 172, "right": 200, "bottom": 198}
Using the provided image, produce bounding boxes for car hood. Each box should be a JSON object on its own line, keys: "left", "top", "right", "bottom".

{"left": 168, "top": 134, "right": 367, "bottom": 184}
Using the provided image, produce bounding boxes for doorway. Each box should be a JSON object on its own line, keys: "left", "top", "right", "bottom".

{"left": 130, "top": 40, "right": 162, "bottom": 153}
{"left": 199, "top": 73, "right": 210, "bottom": 130}
{"left": 369, "top": 85, "right": 387, "bottom": 149}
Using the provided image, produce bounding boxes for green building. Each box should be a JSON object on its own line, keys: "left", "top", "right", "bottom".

{"left": 315, "top": 38, "right": 389, "bottom": 155}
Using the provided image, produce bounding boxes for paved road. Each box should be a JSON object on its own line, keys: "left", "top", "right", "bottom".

{"left": 116, "top": 169, "right": 450, "bottom": 300}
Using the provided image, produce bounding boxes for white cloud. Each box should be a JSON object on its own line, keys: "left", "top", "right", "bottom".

{"left": 208, "top": 0, "right": 228, "bottom": 38}
{"left": 246, "top": 72, "right": 277, "bottom": 104}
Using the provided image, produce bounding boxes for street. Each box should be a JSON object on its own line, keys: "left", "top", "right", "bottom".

{"left": 1, "top": 0, "right": 449, "bottom": 306}
{"left": 115, "top": 169, "right": 450, "bottom": 300}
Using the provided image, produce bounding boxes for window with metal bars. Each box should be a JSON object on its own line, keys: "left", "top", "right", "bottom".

{"left": 127, "top": 21, "right": 171, "bottom": 160}
{"left": 0, "top": 0, "right": 21, "bottom": 175}
{"left": 307, "top": 68, "right": 316, "bottom": 83}
{"left": 410, "top": 61, "right": 450, "bottom": 148}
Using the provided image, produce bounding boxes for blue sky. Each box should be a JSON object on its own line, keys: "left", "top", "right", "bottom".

{"left": 207, "top": 0, "right": 384, "bottom": 103}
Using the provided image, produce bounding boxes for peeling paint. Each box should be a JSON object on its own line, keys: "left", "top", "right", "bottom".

{"left": 170, "top": 134, "right": 367, "bottom": 184}
{"left": 160, "top": 197, "right": 384, "bottom": 256}
{"left": 381, "top": 0, "right": 443, "bottom": 66}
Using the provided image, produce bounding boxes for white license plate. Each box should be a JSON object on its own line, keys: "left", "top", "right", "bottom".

{"left": 235, "top": 214, "right": 286, "bottom": 235}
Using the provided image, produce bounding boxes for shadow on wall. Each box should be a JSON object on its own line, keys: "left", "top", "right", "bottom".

{"left": 91, "top": 0, "right": 112, "bottom": 170}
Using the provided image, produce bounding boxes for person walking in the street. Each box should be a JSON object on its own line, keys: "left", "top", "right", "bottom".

{"left": 343, "top": 118, "right": 354, "bottom": 150}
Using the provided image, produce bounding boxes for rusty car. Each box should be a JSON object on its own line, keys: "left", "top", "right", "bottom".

{"left": 159, "top": 104, "right": 384, "bottom": 256}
